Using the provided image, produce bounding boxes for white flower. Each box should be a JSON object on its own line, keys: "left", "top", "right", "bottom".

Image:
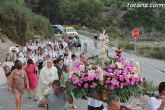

{"left": 115, "top": 62, "right": 122, "bottom": 69}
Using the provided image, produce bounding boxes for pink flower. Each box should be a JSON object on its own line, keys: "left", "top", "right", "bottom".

{"left": 119, "top": 75, "right": 124, "bottom": 81}
{"left": 106, "top": 79, "right": 110, "bottom": 84}
{"left": 75, "top": 62, "right": 81, "bottom": 69}
{"left": 84, "top": 77, "right": 88, "bottom": 81}
{"left": 94, "top": 65, "right": 99, "bottom": 69}
{"left": 123, "top": 70, "right": 128, "bottom": 75}
{"left": 114, "top": 70, "right": 121, "bottom": 75}
{"left": 131, "top": 79, "right": 135, "bottom": 85}
{"left": 88, "top": 59, "right": 93, "bottom": 63}
{"left": 87, "top": 75, "right": 94, "bottom": 81}
{"left": 113, "top": 80, "right": 119, "bottom": 87}
{"left": 114, "top": 75, "right": 118, "bottom": 80}
{"left": 110, "top": 85, "right": 115, "bottom": 90}
{"left": 84, "top": 83, "right": 89, "bottom": 89}
{"left": 108, "top": 68, "right": 113, "bottom": 73}
{"left": 78, "top": 83, "right": 81, "bottom": 87}
{"left": 94, "top": 73, "right": 99, "bottom": 79}
{"left": 110, "top": 63, "right": 115, "bottom": 69}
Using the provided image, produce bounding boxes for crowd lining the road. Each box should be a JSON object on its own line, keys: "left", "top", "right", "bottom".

{"left": 0, "top": 35, "right": 165, "bottom": 110}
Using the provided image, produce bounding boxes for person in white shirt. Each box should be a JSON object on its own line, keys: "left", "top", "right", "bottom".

{"left": 23, "top": 42, "right": 30, "bottom": 55}
{"left": 64, "top": 46, "right": 72, "bottom": 59}
{"left": 35, "top": 47, "right": 45, "bottom": 70}
{"left": 147, "top": 82, "right": 165, "bottom": 110}
{"left": 70, "top": 54, "right": 78, "bottom": 70}
{"left": 44, "top": 44, "right": 54, "bottom": 60}
{"left": 61, "top": 39, "right": 68, "bottom": 49}
{"left": 59, "top": 44, "right": 64, "bottom": 57}
{"left": 2, "top": 55, "right": 14, "bottom": 70}
{"left": 21, "top": 49, "right": 36, "bottom": 65}
{"left": 63, "top": 53, "right": 71, "bottom": 66}
{"left": 37, "top": 59, "right": 58, "bottom": 98}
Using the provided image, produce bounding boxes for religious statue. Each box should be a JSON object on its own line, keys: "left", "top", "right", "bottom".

{"left": 99, "top": 30, "right": 110, "bottom": 69}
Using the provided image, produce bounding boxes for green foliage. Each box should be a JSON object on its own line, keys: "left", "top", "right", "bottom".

{"left": 122, "top": 8, "right": 165, "bottom": 33}
{"left": 143, "top": 80, "right": 158, "bottom": 92}
{"left": 0, "top": 1, "right": 53, "bottom": 45}
{"left": 138, "top": 46, "right": 165, "bottom": 60}
{"left": 122, "top": 8, "right": 157, "bottom": 30}
{"left": 114, "top": 85, "right": 145, "bottom": 102}
{"left": 58, "top": 0, "right": 107, "bottom": 30}
{"left": 10, "top": 0, "right": 25, "bottom": 6}
{"left": 0, "top": 33, "right": 6, "bottom": 42}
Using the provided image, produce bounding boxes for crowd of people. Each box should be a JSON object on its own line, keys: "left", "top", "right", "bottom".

{"left": 0, "top": 35, "right": 165, "bottom": 110}
{"left": 1, "top": 36, "right": 82, "bottom": 110}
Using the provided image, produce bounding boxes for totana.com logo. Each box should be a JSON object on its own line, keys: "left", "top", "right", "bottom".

{"left": 127, "top": 3, "right": 165, "bottom": 8}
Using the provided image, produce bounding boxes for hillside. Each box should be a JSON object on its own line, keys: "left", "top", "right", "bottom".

{"left": 0, "top": 0, "right": 53, "bottom": 46}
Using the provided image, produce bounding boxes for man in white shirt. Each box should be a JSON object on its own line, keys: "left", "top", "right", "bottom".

{"left": 37, "top": 59, "right": 58, "bottom": 98}
{"left": 147, "top": 82, "right": 165, "bottom": 110}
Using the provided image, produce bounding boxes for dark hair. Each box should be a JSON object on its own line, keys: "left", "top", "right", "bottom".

{"left": 80, "top": 53, "right": 85, "bottom": 58}
{"left": 71, "top": 54, "right": 76, "bottom": 58}
{"left": 64, "top": 53, "right": 68, "bottom": 56}
{"left": 5, "top": 55, "right": 12, "bottom": 61}
{"left": 64, "top": 65, "right": 69, "bottom": 72}
{"left": 59, "top": 44, "right": 64, "bottom": 50}
{"left": 52, "top": 79, "right": 61, "bottom": 87}
{"left": 57, "top": 58, "right": 64, "bottom": 63}
{"left": 27, "top": 48, "right": 32, "bottom": 52}
{"left": 159, "top": 82, "right": 165, "bottom": 93}
{"left": 14, "top": 60, "right": 21, "bottom": 65}
{"left": 108, "top": 95, "right": 120, "bottom": 106}
{"left": 47, "top": 44, "right": 52, "bottom": 48}
{"left": 54, "top": 45, "right": 59, "bottom": 51}
{"left": 16, "top": 61, "right": 23, "bottom": 70}
{"left": 27, "top": 58, "right": 34, "bottom": 65}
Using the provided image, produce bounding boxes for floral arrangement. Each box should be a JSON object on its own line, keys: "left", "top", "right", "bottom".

{"left": 68, "top": 55, "right": 145, "bottom": 102}
{"left": 67, "top": 58, "right": 103, "bottom": 98}
{"left": 103, "top": 56, "right": 145, "bottom": 102}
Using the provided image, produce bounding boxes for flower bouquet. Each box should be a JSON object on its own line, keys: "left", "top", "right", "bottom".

{"left": 103, "top": 56, "right": 145, "bottom": 102}
{"left": 67, "top": 60, "right": 103, "bottom": 99}
{"left": 68, "top": 55, "right": 145, "bottom": 102}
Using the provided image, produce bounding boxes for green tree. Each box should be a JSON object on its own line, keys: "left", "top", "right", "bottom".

{"left": 121, "top": 8, "right": 157, "bottom": 30}
{"left": 58, "top": 0, "right": 106, "bottom": 30}
{"left": 10, "top": 0, "right": 25, "bottom": 6}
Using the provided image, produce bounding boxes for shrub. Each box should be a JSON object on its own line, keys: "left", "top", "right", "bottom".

{"left": 144, "top": 80, "right": 158, "bottom": 92}
{"left": 0, "top": 1, "right": 53, "bottom": 45}
{"left": 137, "top": 46, "right": 165, "bottom": 60}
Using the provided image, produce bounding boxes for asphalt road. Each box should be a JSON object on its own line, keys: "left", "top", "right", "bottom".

{"left": 0, "top": 84, "right": 91, "bottom": 110}
{"left": 80, "top": 34, "right": 165, "bottom": 86}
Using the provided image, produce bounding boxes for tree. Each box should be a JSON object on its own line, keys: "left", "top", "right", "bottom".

{"left": 58, "top": 0, "right": 106, "bottom": 29}
{"left": 10, "top": 0, "right": 25, "bottom": 6}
